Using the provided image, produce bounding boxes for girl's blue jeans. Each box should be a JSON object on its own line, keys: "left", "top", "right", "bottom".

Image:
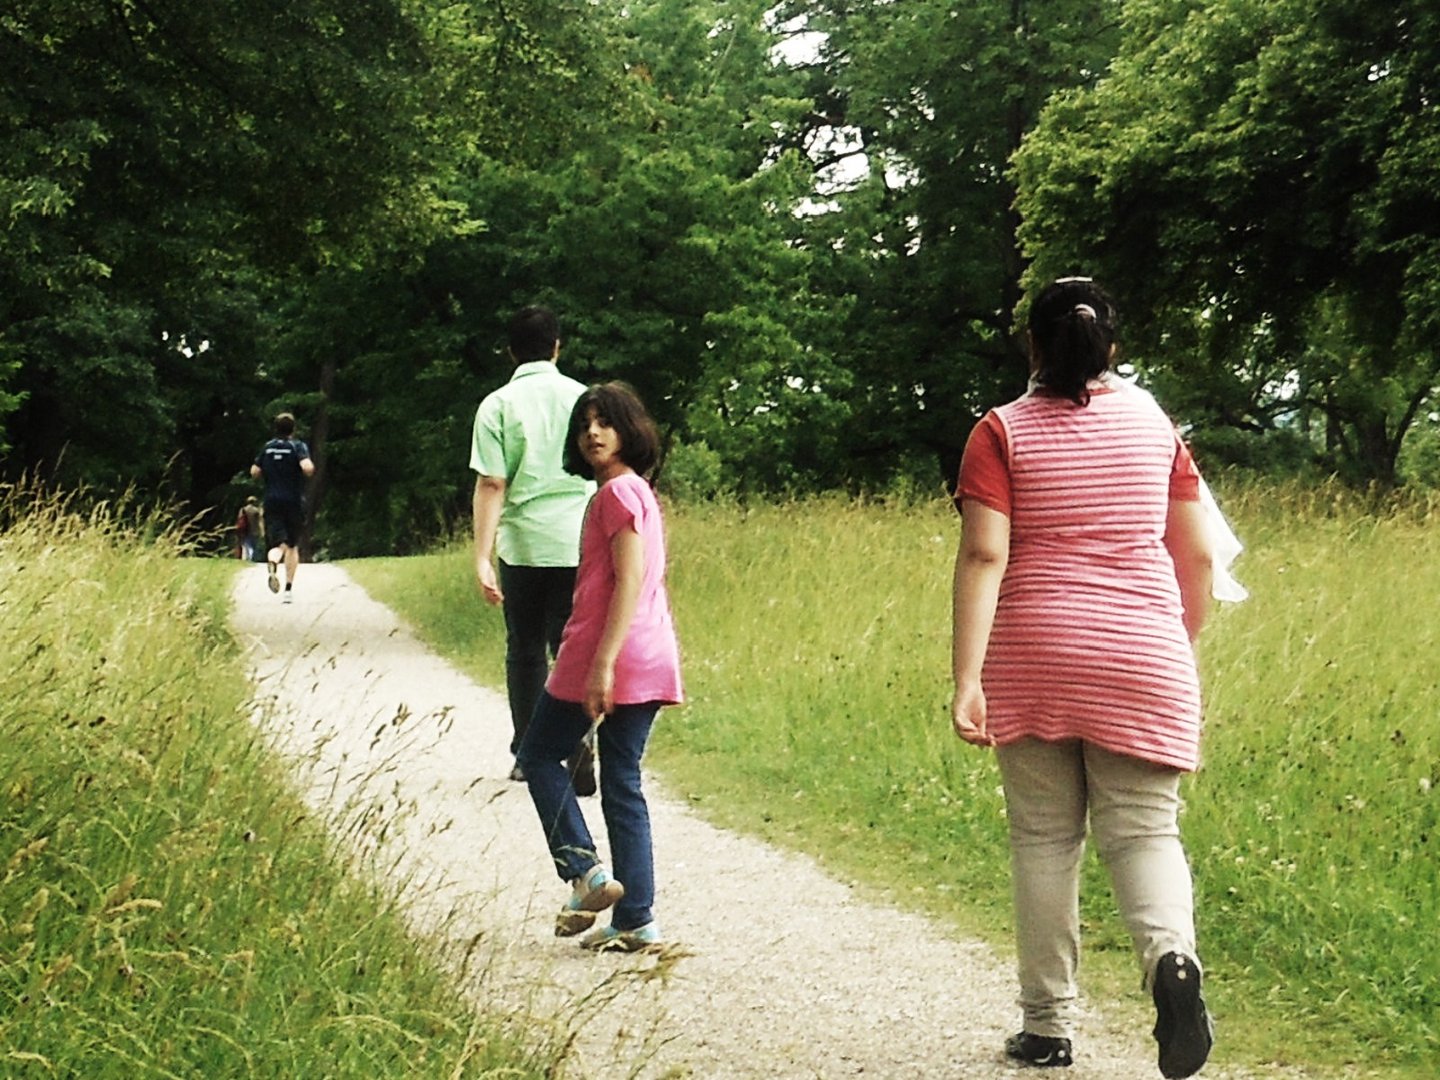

{"left": 517, "top": 691, "right": 659, "bottom": 931}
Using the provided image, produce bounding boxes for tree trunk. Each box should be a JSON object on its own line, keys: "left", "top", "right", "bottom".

{"left": 1352, "top": 413, "right": 1397, "bottom": 489}
{"left": 303, "top": 357, "right": 336, "bottom": 558}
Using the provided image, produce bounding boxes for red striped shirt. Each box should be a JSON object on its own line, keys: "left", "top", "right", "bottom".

{"left": 958, "top": 388, "right": 1204, "bottom": 771}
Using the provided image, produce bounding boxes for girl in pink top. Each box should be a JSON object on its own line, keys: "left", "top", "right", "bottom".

{"left": 953, "top": 279, "right": 1215, "bottom": 1077}
{"left": 516, "top": 382, "right": 682, "bottom": 953}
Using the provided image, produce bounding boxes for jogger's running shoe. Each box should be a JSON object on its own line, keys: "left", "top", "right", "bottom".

{"left": 579, "top": 921, "right": 661, "bottom": 953}
{"left": 554, "top": 865, "right": 624, "bottom": 937}
{"left": 1004, "top": 1032, "right": 1073, "bottom": 1068}
{"left": 1152, "top": 952, "right": 1213, "bottom": 1079}
{"left": 267, "top": 560, "right": 280, "bottom": 593}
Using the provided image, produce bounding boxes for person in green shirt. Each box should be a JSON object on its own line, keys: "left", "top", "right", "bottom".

{"left": 471, "top": 307, "right": 597, "bottom": 791}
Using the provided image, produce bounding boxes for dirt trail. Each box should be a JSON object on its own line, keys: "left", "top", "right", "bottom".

{"left": 230, "top": 563, "right": 1301, "bottom": 1080}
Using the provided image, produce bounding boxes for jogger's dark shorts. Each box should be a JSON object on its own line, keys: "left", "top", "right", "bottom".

{"left": 264, "top": 499, "right": 305, "bottom": 549}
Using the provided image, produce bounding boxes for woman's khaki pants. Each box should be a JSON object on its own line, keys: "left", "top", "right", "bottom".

{"left": 995, "top": 738, "right": 1199, "bottom": 1039}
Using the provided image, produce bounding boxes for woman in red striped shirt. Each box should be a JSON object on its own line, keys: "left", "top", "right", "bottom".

{"left": 952, "top": 278, "right": 1215, "bottom": 1078}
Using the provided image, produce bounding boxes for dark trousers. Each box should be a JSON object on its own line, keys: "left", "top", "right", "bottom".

{"left": 499, "top": 561, "right": 577, "bottom": 756}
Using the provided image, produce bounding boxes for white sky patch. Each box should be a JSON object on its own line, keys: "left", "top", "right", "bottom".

{"left": 1263, "top": 368, "right": 1302, "bottom": 403}
{"left": 764, "top": 7, "right": 875, "bottom": 198}
{"left": 770, "top": 28, "right": 826, "bottom": 66}
{"left": 163, "top": 331, "right": 211, "bottom": 358}
{"left": 761, "top": 6, "right": 922, "bottom": 220}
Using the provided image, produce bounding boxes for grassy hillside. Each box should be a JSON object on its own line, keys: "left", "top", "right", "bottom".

{"left": 0, "top": 489, "right": 556, "bottom": 1077}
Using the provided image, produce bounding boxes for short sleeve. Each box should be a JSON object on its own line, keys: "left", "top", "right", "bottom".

{"left": 957, "top": 412, "right": 1012, "bottom": 516}
{"left": 469, "top": 396, "right": 507, "bottom": 478}
{"left": 593, "top": 476, "right": 646, "bottom": 539}
{"left": 1170, "top": 433, "right": 1201, "bottom": 501}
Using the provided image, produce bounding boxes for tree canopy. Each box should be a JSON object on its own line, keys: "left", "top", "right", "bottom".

{"left": 773, "top": 0, "right": 1121, "bottom": 476}
{"left": 1, "top": 0, "right": 470, "bottom": 505}
{"left": 1014, "top": 0, "right": 1440, "bottom": 484}
{"left": 4, "top": 0, "right": 1435, "bottom": 551}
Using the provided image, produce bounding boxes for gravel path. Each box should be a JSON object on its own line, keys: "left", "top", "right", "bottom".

{"left": 230, "top": 564, "right": 1313, "bottom": 1080}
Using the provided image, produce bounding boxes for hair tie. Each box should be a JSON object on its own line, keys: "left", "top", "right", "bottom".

{"left": 1072, "top": 303, "right": 1097, "bottom": 320}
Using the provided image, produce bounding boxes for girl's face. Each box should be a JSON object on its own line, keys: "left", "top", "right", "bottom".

{"left": 579, "top": 407, "right": 624, "bottom": 477}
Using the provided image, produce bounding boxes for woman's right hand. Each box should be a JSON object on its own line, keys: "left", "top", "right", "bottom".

{"left": 475, "top": 558, "right": 503, "bottom": 606}
{"left": 952, "top": 680, "right": 994, "bottom": 746}
{"left": 583, "top": 663, "right": 615, "bottom": 723}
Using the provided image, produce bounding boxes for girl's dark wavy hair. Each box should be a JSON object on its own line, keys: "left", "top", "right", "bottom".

{"left": 563, "top": 381, "right": 661, "bottom": 481}
{"left": 1028, "top": 277, "right": 1119, "bottom": 407}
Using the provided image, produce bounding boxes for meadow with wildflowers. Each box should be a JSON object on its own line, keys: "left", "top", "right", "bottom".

{"left": 355, "top": 482, "right": 1439, "bottom": 1077}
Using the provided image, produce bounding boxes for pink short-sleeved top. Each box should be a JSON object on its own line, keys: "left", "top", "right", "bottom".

{"left": 547, "top": 473, "right": 683, "bottom": 706}
{"left": 956, "top": 387, "right": 1205, "bottom": 772}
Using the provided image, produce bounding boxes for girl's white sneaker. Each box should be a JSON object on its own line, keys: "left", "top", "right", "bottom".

{"left": 579, "top": 921, "right": 661, "bottom": 953}
{"left": 555, "top": 864, "right": 623, "bottom": 937}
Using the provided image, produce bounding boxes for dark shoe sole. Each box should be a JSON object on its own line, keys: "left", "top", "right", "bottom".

{"left": 1153, "top": 953, "right": 1213, "bottom": 1079}
{"left": 555, "top": 909, "right": 598, "bottom": 936}
{"left": 1004, "top": 1032, "right": 1073, "bottom": 1068}
{"left": 555, "top": 878, "right": 623, "bottom": 937}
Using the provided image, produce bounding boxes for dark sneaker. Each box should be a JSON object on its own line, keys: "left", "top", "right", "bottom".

{"left": 266, "top": 561, "right": 280, "bottom": 593}
{"left": 1152, "top": 952, "right": 1213, "bottom": 1079}
{"left": 1004, "top": 1032, "right": 1072, "bottom": 1068}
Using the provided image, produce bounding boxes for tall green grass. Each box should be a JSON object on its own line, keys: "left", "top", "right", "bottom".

{"left": 1185, "top": 482, "right": 1439, "bottom": 1070}
{"left": 351, "top": 483, "right": 1439, "bottom": 1078}
{"left": 0, "top": 488, "right": 555, "bottom": 1077}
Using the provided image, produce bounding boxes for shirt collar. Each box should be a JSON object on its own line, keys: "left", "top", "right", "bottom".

{"left": 508, "top": 360, "right": 557, "bottom": 382}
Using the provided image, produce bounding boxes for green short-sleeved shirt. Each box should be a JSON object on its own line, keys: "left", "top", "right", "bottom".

{"left": 469, "top": 361, "right": 594, "bottom": 567}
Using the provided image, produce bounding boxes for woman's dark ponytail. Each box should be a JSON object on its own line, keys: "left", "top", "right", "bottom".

{"left": 1028, "top": 278, "right": 1118, "bottom": 407}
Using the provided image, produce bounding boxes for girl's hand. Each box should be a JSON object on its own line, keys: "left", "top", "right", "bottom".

{"left": 583, "top": 663, "right": 615, "bottom": 722}
{"left": 952, "top": 681, "right": 994, "bottom": 746}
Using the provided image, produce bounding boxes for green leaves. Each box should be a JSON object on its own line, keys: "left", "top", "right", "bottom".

{"left": 779, "top": 0, "right": 1123, "bottom": 476}
{"left": 0, "top": 0, "right": 467, "bottom": 496}
{"left": 1015, "top": 0, "right": 1440, "bottom": 485}
{"left": 18, "top": 0, "right": 1439, "bottom": 538}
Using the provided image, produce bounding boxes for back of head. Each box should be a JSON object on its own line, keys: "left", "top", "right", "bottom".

{"left": 1027, "top": 277, "right": 1119, "bottom": 407}
{"left": 509, "top": 306, "right": 561, "bottom": 363}
{"left": 564, "top": 381, "right": 661, "bottom": 481}
{"left": 273, "top": 412, "right": 297, "bottom": 438}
